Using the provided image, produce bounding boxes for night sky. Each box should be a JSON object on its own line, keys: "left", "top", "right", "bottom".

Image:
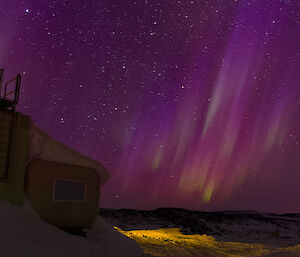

{"left": 0, "top": 0, "right": 299, "bottom": 213}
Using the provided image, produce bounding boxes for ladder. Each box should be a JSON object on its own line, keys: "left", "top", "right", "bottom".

{"left": 0, "top": 69, "right": 20, "bottom": 183}
{"left": 0, "top": 112, "right": 15, "bottom": 183}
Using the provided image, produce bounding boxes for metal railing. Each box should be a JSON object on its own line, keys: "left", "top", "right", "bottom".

{"left": 0, "top": 69, "right": 21, "bottom": 112}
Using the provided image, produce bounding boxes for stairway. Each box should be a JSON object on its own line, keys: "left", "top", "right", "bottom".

{"left": 0, "top": 69, "right": 30, "bottom": 205}
{"left": 0, "top": 69, "right": 20, "bottom": 182}
{"left": 0, "top": 112, "right": 14, "bottom": 183}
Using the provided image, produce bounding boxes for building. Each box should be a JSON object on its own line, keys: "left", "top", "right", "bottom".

{"left": 0, "top": 69, "right": 110, "bottom": 229}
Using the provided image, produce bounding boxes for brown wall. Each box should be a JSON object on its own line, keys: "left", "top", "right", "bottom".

{"left": 26, "top": 159, "right": 100, "bottom": 229}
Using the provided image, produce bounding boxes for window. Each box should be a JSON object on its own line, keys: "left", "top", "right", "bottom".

{"left": 54, "top": 179, "right": 86, "bottom": 201}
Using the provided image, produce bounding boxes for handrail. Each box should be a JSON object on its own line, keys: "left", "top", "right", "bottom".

{"left": 3, "top": 75, "right": 21, "bottom": 102}
{"left": 15, "top": 74, "right": 21, "bottom": 105}
{"left": 0, "top": 69, "right": 21, "bottom": 112}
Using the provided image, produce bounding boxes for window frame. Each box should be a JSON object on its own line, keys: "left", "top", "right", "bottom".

{"left": 53, "top": 178, "right": 87, "bottom": 202}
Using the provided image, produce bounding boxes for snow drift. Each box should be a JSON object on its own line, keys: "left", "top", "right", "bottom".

{"left": 0, "top": 198, "right": 145, "bottom": 257}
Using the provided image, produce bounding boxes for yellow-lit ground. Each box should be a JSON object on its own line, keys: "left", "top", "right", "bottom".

{"left": 116, "top": 227, "right": 300, "bottom": 257}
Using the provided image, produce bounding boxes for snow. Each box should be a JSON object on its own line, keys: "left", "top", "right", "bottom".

{"left": 28, "top": 122, "right": 110, "bottom": 186}
{"left": 0, "top": 198, "right": 145, "bottom": 257}
{"left": 119, "top": 227, "right": 300, "bottom": 257}
{"left": 100, "top": 208, "right": 300, "bottom": 257}
{"left": 100, "top": 208, "right": 300, "bottom": 247}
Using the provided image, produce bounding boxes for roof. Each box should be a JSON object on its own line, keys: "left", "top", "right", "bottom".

{"left": 28, "top": 122, "right": 110, "bottom": 186}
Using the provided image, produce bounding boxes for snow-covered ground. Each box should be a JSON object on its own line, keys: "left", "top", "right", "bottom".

{"left": 100, "top": 208, "right": 300, "bottom": 257}
{"left": 1, "top": 200, "right": 300, "bottom": 257}
{"left": 0, "top": 198, "right": 145, "bottom": 257}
